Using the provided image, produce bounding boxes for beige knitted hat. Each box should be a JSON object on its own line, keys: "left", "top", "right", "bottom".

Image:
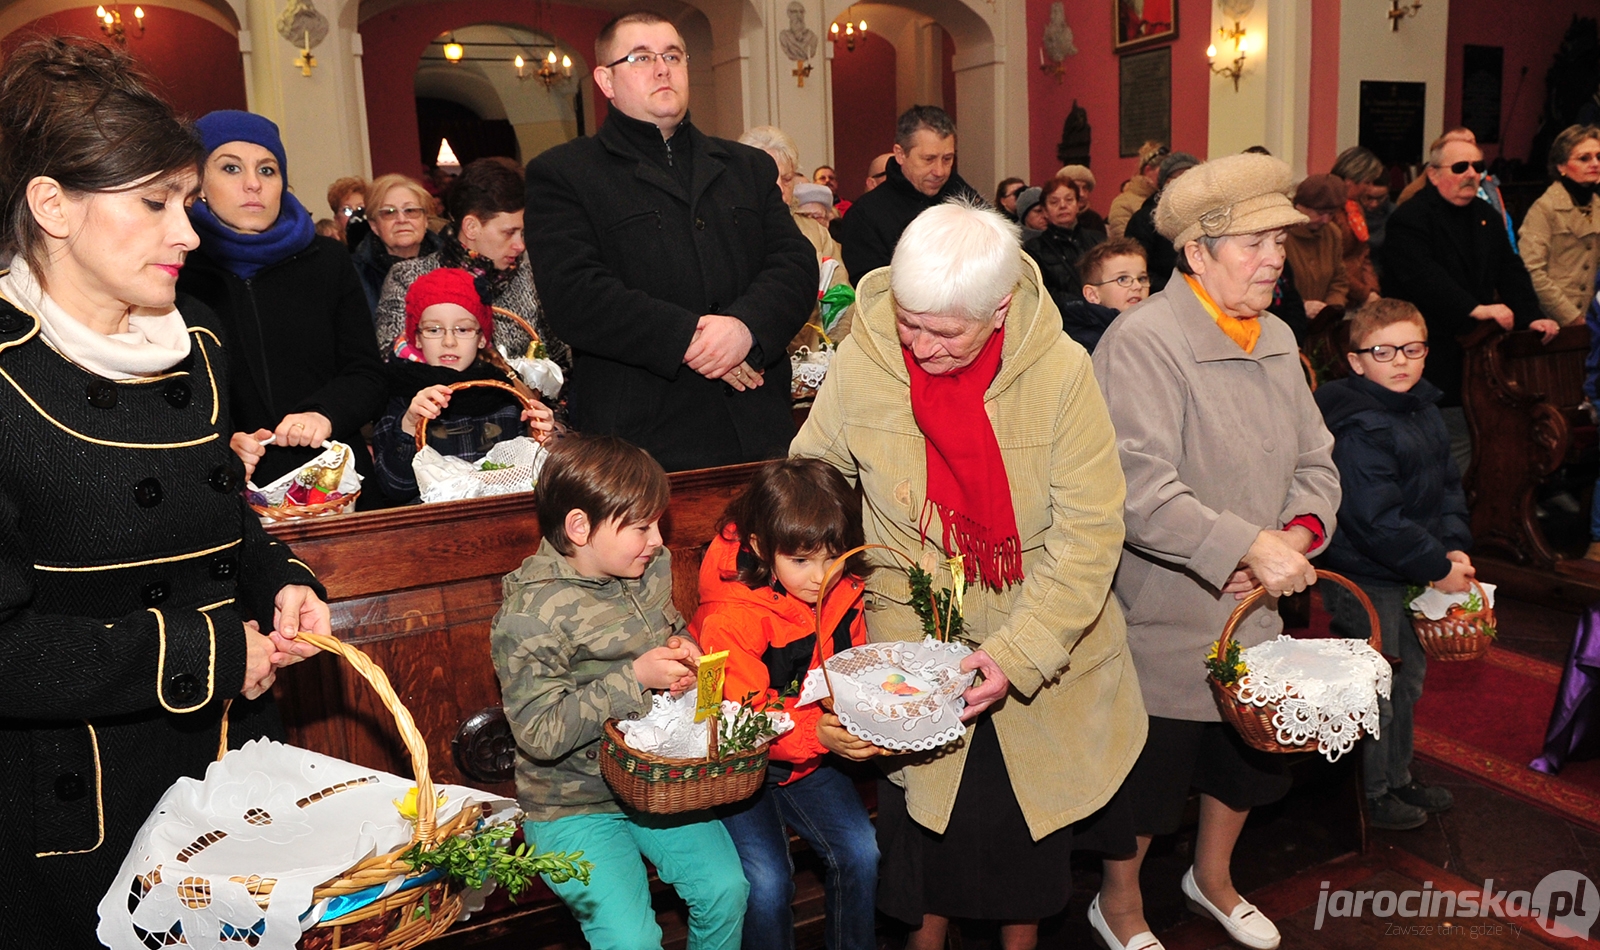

{"left": 1055, "top": 164, "right": 1096, "bottom": 188}
{"left": 1155, "top": 153, "right": 1308, "bottom": 249}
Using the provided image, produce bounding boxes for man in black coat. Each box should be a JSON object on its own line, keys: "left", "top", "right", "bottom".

{"left": 835, "top": 105, "right": 983, "bottom": 284}
{"left": 1381, "top": 136, "right": 1559, "bottom": 472}
{"left": 525, "top": 12, "right": 816, "bottom": 472}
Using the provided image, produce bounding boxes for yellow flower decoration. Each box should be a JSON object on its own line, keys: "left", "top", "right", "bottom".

{"left": 946, "top": 554, "right": 967, "bottom": 616}
{"left": 393, "top": 786, "right": 448, "bottom": 821}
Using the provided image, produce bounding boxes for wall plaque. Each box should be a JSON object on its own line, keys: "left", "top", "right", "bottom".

{"left": 1119, "top": 47, "right": 1171, "bottom": 158}
{"left": 1359, "top": 80, "right": 1427, "bottom": 167}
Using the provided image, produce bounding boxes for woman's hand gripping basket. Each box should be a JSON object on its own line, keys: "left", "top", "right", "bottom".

{"left": 1408, "top": 579, "right": 1496, "bottom": 661}
{"left": 1208, "top": 570, "right": 1393, "bottom": 762}
{"left": 98, "top": 633, "right": 591, "bottom": 950}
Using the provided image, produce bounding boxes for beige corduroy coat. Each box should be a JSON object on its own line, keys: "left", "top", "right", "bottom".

{"left": 1518, "top": 181, "right": 1600, "bottom": 326}
{"left": 791, "top": 256, "right": 1147, "bottom": 840}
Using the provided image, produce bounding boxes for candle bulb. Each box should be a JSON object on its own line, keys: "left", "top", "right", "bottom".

{"left": 546, "top": 50, "right": 557, "bottom": 64}
{"left": 1206, "top": 42, "right": 1217, "bottom": 60}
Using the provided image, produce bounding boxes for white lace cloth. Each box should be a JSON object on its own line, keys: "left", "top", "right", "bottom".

{"left": 1408, "top": 582, "right": 1496, "bottom": 620}
{"left": 502, "top": 353, "right": 565, "bottom": 401}
{"left": 248, "top": 441, "right": 363, "bottom": 507}
{"left": 615, "top": 688, "right": 792, "bottom": 758}
{"left": 415, "top": 436, "right": 547, "bottom": 504}
{"left": 1232, "top": 635, "right": 1392, "bottom": 762}
{"left": 96, "top": 738, "right": 517, "bottom": 950}
{"left": 790, "top": 346, "right": 832, "bottom": 395}
{"left": 797, "top": 638, "right": 976, "bottom": 752}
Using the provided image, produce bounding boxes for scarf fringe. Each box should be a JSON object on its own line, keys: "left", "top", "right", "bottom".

{"left": 933, "top": 501, "right": 1024, "bottom": 592}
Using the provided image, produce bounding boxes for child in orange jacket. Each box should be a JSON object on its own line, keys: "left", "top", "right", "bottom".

{"left": 691, "top": 458, "right": 880, "bottom": 950}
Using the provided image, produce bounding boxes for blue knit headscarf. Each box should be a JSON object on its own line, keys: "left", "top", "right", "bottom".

{"left": 189, "top": 110, "right": 316, "bottom": 279}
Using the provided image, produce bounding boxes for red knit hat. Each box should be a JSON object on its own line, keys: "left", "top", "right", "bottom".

{"left": 404, "top": 268, "right": 493, "bottom": 345}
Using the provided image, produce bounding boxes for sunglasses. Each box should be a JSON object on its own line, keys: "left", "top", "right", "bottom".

{"left": 1435, "top": 160, "right": 1487, "bottom": 175}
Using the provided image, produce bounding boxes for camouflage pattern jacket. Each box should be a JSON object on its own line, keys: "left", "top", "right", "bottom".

{"left": 491, "top": 539, "right": 687, "bottom": 821}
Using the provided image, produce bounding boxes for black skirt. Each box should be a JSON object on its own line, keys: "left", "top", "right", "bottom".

{"left": 876, "top": 717, "right": 1136, "bottom": 923}
{"left": 1120, "top": 716, "right": 1293, "bottom": 837}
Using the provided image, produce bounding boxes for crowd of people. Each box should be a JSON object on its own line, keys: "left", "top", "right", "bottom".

{"left": 4, "top": 11, "right": 1600, "bottom": 950}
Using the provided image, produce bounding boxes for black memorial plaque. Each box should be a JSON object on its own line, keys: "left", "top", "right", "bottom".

{"left": 1461, "top": 45, "right": 1503, "bottom": 145}
{"left": 1120, "top": 47, "right": 1171, "bottom": 158}
{"left": 1359, "top": 80, "right": 1427, "bottom": 167}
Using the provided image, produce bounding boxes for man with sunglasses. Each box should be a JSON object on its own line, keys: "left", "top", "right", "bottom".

{"left": 1382, "top": 136, "right": 1558, "bottom": 474}
{"left": 525, "top": 11, "right": 816, "bottom": 472}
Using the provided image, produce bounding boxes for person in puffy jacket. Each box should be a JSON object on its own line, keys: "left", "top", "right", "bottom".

{"left": 690, "top": 458, "right": 879, "bottom": 950}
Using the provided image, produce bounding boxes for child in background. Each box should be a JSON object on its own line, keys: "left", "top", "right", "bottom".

{"left": 1058, "top": 238, "right": 1149, "bottom": 353}
{"left": 1314, "top": 298, "right": 1473, "bottom": 831}
{"left": 691, "top": 459, "right": 880, "bottom": 950}
{"left": 491, "top": 435, "right": 748, "bottom": 950}
{"left": 370, "top": 267, "right": 552, "bottom": 503}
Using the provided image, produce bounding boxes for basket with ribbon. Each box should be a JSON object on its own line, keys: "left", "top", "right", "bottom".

{"left": 491, "top": 307, "right": 564, "bottom": 402}
{"left": 247, "top": 441, "right": 363, "bottom": 522}
{"left": 1407, "top": 579, "right": 1495, "bottom": 662}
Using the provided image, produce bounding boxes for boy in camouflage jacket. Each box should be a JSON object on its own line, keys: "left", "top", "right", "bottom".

{"left": 491, "top": 435, "right": 748, "bottom": 950}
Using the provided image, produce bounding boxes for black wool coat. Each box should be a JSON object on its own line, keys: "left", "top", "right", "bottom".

{"left": 1380, "top": 184, "right": 1542, "bottom": 406}
{"left": 1024, "top": 223, "right": 1106, "bottom": 309}
{"left": 178, "top": 236, "right": 388, "bottom": 487}
{"left": 1314, "top": 375, "right": 1471, "bottom": 587}
{"left": 526, "top": 113, "right": 817, "bottom": 472}
{"left": 0, "top": 294, "right": 323, "bottom": 947}
{"left": 836, "top": 157, "right": 983, "bottom": 283}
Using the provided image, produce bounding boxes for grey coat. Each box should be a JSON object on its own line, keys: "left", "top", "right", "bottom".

{"left": 1092, "top": 271, "right": 1340, "bottom": 720}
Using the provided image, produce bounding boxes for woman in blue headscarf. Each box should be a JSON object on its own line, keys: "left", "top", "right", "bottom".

{"left": 178, "top": 110, "right": 388, "bottom": 497}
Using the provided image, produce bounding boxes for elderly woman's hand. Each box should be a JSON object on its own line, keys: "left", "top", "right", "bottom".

{"left": 269, "top": 584, "right": 328, "bottom": 667}
{"left": 958, "top": 650, "right": 1010, "bottom": 721}
{"left": 817, "top": 712, "right": 882, "bottom": 760}
{"left": 275, "top": 411, "right": 333, "bottom": 448}
{"left": 1239, "top": 529, "right": 1317, "bottom": 599}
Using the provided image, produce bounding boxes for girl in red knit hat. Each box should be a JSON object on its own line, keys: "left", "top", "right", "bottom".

{"left": 371, "top": 267, "right": 553, "bottom": 502}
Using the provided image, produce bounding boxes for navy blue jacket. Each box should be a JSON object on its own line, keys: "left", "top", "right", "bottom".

{"left": 1057, "top": 300, "right": 1119, "bottom": 353}
{"left": 1314, "top": 375, "right": 1471, "bottom": 586}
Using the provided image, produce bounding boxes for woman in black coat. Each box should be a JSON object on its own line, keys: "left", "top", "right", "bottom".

{"left": 0, "top": 39, "right": 327, "bottom": 946}
{"left": 1023, "top": 177, "right": 1105, "bottom": 312}
{"left": 178, "top": 110, "right": 388, "bottom": 499}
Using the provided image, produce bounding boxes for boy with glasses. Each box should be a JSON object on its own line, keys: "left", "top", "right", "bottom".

{"left": 1055, "top": 238, "right": 1148, "bottom": 352}
{"left": 1314, "top": 298, "right": 1474, "bottom": 831}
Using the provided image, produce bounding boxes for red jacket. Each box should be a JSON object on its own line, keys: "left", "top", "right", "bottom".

{"left": 689, "top": 529, "right": 867, "bottom": 784}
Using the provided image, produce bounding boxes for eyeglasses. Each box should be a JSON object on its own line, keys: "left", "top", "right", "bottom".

{"left": 375, "top": 206, "right": 426, "bottom": 222}
{"left": 1090, "top": 274, "right": 1152, "bottom": 289}
{"left": 1434, "top": 160, "right": 1487, "bottom": 175}
{"left": 1003, "top": 187, "right": 1025, "bottom": 200}
{"left": 417, "top": 325, "right": 482, "bottom": 340}
{"left": 1352, "top": 341, "right": 1429, "bottom": 362}
{"left": 338, "top": 205, "right": 363, "bottom": 218}
{"left": 606, "top": 49, "right": 688, "bottom": 68}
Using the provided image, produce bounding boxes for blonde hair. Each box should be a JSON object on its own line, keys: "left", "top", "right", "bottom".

{"left": 367, "top": 173, "right": 433, "bottom": 217}
{"left": 890, "top": 198, "right": 1022, "bottom": 322}
{"left": 738, "top": 125, "right": 799, "bottom": 176}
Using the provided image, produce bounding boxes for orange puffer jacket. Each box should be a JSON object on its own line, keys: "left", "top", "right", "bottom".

{"left": 689, "top": 529, "right": 867, "bottom": 784}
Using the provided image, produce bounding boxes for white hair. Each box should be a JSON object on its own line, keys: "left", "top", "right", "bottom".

{"left": 737, "top": 125, "right": 799, "bottom": 174}
{"left": 890, "top": 198, "right": 1022, "bottom": 322}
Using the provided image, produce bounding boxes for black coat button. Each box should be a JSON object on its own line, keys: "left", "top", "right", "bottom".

{"left": 85, "top": 379, "right": 117, "bottom": 409}
{"left": 140, "top": 581, "right": 170, "bottom": 606}
{"left": 210, "top": 557, "right": 237, "bottom": 580}
{"left": 585, "top": 748, "right": 598, "bottom": 760}
{"left": 133, "top": 478, "right": 163, "bottom": 508}
{"left": 695, "top": 217, "right": 706, "bottom": 230}
{"left": 0, "top": 311, "right": 24, "bottom": 333}
{"left": 209, "top": 464, "right": 238, "bottom": 494}
{"left": 166, "top": 672, "right": 199, "bottom": 703}
{"left": 163, "top": 381, "right": 192, "bottom": 408}
{"left": 53, "top": 772, "right": 86, "bottom": 801}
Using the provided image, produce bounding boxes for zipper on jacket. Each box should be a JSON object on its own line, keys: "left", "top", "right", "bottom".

{"left": 622, "top": 582, "right": 652, "bottom": 629}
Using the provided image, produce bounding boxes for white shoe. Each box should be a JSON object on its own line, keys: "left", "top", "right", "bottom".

{"left": 1087, "top": 892, "right": 1165, "bottom": 950}
{"left": 1180, "top": 867, "right": 1280, "bottom": 950}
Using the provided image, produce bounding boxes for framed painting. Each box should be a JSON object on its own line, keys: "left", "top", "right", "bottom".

{"left": 1114, "top": 0, "right": 1177, "bottom": 53}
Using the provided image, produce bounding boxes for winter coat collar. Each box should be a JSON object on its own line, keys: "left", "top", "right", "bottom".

{"left": 598, "top": 109, "right": 726, "bottom": 208}
{"left": 850, "top": 251, "right": 1062, "bottom": 395}
{"left": 695, "top": 530, "right": 863, "bottom": 643}
{"left": 1159, "top": 267, "right": 1296, "bottom": 364}
{"left": 882, "top": 156, "right": 974, "bottom": 206}
{"left": 507, "top": 537, "right": 671, "bottom": 598}
{"left": 1316, "top": 374, "right": 1443, "bottom": 429}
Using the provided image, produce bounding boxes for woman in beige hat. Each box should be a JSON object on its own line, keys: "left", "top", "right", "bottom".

{"left": 1088, "top": 153, "right": 1342, "bottom": 950}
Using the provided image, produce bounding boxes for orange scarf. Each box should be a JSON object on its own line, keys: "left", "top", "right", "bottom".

{"left": 1183, "top": 273, "right": 1260, "bottom": 353}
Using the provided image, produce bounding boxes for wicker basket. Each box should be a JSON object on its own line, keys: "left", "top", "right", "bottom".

{"left": 252, "top": 490, "right": 360, "bottom": 522}
{"left": 598, "top": 718, "right": 768, "bottom": 815}
{"left": 412, "top": 378, "right": 543, "bottom": 452}
{"left": 1412, "top": 579, "right": 1494, "bottom": 662}
{"left": 1209, "top": 569, "right": 1383, "bottom": 755}
{"left": 281, "top": 631, "right": 483, "bottom": 950}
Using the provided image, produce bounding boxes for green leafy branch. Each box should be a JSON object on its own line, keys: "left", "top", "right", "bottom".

{"left": 908, "top": 565, "right": 964, "bottom": 643}
{"left": 718, "top": 691, "right": 783, "bottom": 756}
{"left": 401, "top": 821, "right": 593, "bottom": 899}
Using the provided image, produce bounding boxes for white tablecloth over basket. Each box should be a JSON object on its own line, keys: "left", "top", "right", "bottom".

{"left": 797, "top": 638, "right": 976, "bottom": 751}
{"left": 1232, "top": 635, "right": 1393, "bottom": 762}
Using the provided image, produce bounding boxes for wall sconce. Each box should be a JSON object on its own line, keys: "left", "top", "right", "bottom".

{"left": 829, "top": 9, "right": 867, "bottom": 53}
{"left": 1038, "top": 1, "right": 1076, "bottom": 85}
{"left": 1387, "top": 0, "right": 1421, "bottom": 31}
{"left": 1206, "top": 20, "right": 1247, "bottom": 92}
{"left": 442, "top": 35, "right": 464, "bottom": 63}
{"left": 535, "top": 50, "right": 572, "bottom": 90}
{"left": 95, "top": 4, "right": 144, "bottom": 45}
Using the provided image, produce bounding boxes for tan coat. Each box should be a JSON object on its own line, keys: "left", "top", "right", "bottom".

{"left": 1106, "top": 176, "right": 1157, "bottom": 239}
{"left": 789, "top": 212, "right": 854, "bottom": 351}
{"left": 1092, "top": 274, "right": 1340, "bottom": 720}
{"left": 1518, "top": 181, "right": 1600, "bottom": 326}
{"left": 792, "top": 257, "right": 1147, "bottom": 840}
{"left": 1285, "top": 222, "right": 1349, "bottom": 307}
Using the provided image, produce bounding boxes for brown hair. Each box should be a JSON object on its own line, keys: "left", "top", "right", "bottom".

{"left": 1077, "top": 238, "right": 1147, "bottom": 285}
{"left": 327, "top": 176, "right": 366, "bottom": 215}
{"left": 1347, "top": 297, "right": 1426, "bottom": 350}
{"left": 1039, "top": 176, "right": 1080, "bottom": 205}
{"left": 718, "top": 459, "right": 869, "bottom": 589}
{"left": 1549, "top": 124, "right": 1600, "bottom": 179}
{"left": 445, "top": 158, "right": 523, "bottom": 224}
{"left": 0, "top": 37, "right": 205, "bottom": 273}
{"left": 536, "top": 435, "right": 670, "bottom": 556}
{"left": 596, "top": 11, "right": 675, "bottom": 64}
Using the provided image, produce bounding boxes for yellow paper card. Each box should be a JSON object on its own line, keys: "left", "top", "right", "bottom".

{"left": 694, "top": 650, "right": 729, "bottom": 723}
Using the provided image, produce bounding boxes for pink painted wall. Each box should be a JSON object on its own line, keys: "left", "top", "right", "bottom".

{"left": 1444, "top": 0, "right": 1595, "bottom": 167}
{"left": 1306, "top": 0, "right": 1340, "bottom": 173}
{"left": 831, "top": 30, "right": 897, "bottom": 203}
{"left": 3, "top": 9, "right": 246, "bottom": 122}
{"left": 1024, "top": 0, "right": 1210, "bottom": 212}
{"left": 359, "top": 0, "right": 613, "bottom": 179}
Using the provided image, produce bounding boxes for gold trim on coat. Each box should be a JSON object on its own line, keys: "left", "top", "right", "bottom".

{"left": 33, "top": 538, "right": 241, "bottom": 573}
{"left": 34, "top": 722, "right": 105, "bottom": 857}
{"left": 154, "top": 608, "right": 217, "bottom": 714}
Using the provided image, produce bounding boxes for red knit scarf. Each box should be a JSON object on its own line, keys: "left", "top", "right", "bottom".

{"left": 902, "top": 327, "right": 1024, "bottom": 591}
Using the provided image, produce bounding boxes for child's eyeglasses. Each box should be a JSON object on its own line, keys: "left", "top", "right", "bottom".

{"left": 1352, "top": 341, "right": 1428, "bottom": 362}
{"left": 417, "top": 325, "right": 481, "bottom": 340}
{"left": 1090, "top": 274, "right": 1152, "bottom": 289}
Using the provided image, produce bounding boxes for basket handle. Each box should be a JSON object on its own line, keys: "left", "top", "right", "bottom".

{"left": 1216, "top": 569, "right": 1381, "bottom": 658}
{"left": 812, "top": 543, "right": 927, "bottom": 704}
{"left": 413, "top": 378, "right": 543, "bottom": 453}
{"left": 294, "top": 631, "right": 439, "bottom": 848}
{"left": 491, "top": 306, "right": 541, "bottom": 356}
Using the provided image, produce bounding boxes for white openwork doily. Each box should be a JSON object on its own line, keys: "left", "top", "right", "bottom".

{"left": 797, "top": 638, "right": 976, "bottom": 751}
{"left": 1232, "top": 635, "right": 1392, "bottom": 762}
{"left": 790, "top": 346, "right": 832, "bottom": 395}
{"left": 96, "top": 738, "right": 517, "bottom": 950}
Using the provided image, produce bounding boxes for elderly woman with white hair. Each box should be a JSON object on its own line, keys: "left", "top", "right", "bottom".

{"left": 793, "top": 199, "right": 1146, "bottom": 949}
{"left": 1089, "top": 153, "right": 1342, "bottom": 950}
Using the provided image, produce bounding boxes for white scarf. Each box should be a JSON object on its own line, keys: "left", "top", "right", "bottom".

{"left": 0, "top": 257, "right": 190, "bottom": 380}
